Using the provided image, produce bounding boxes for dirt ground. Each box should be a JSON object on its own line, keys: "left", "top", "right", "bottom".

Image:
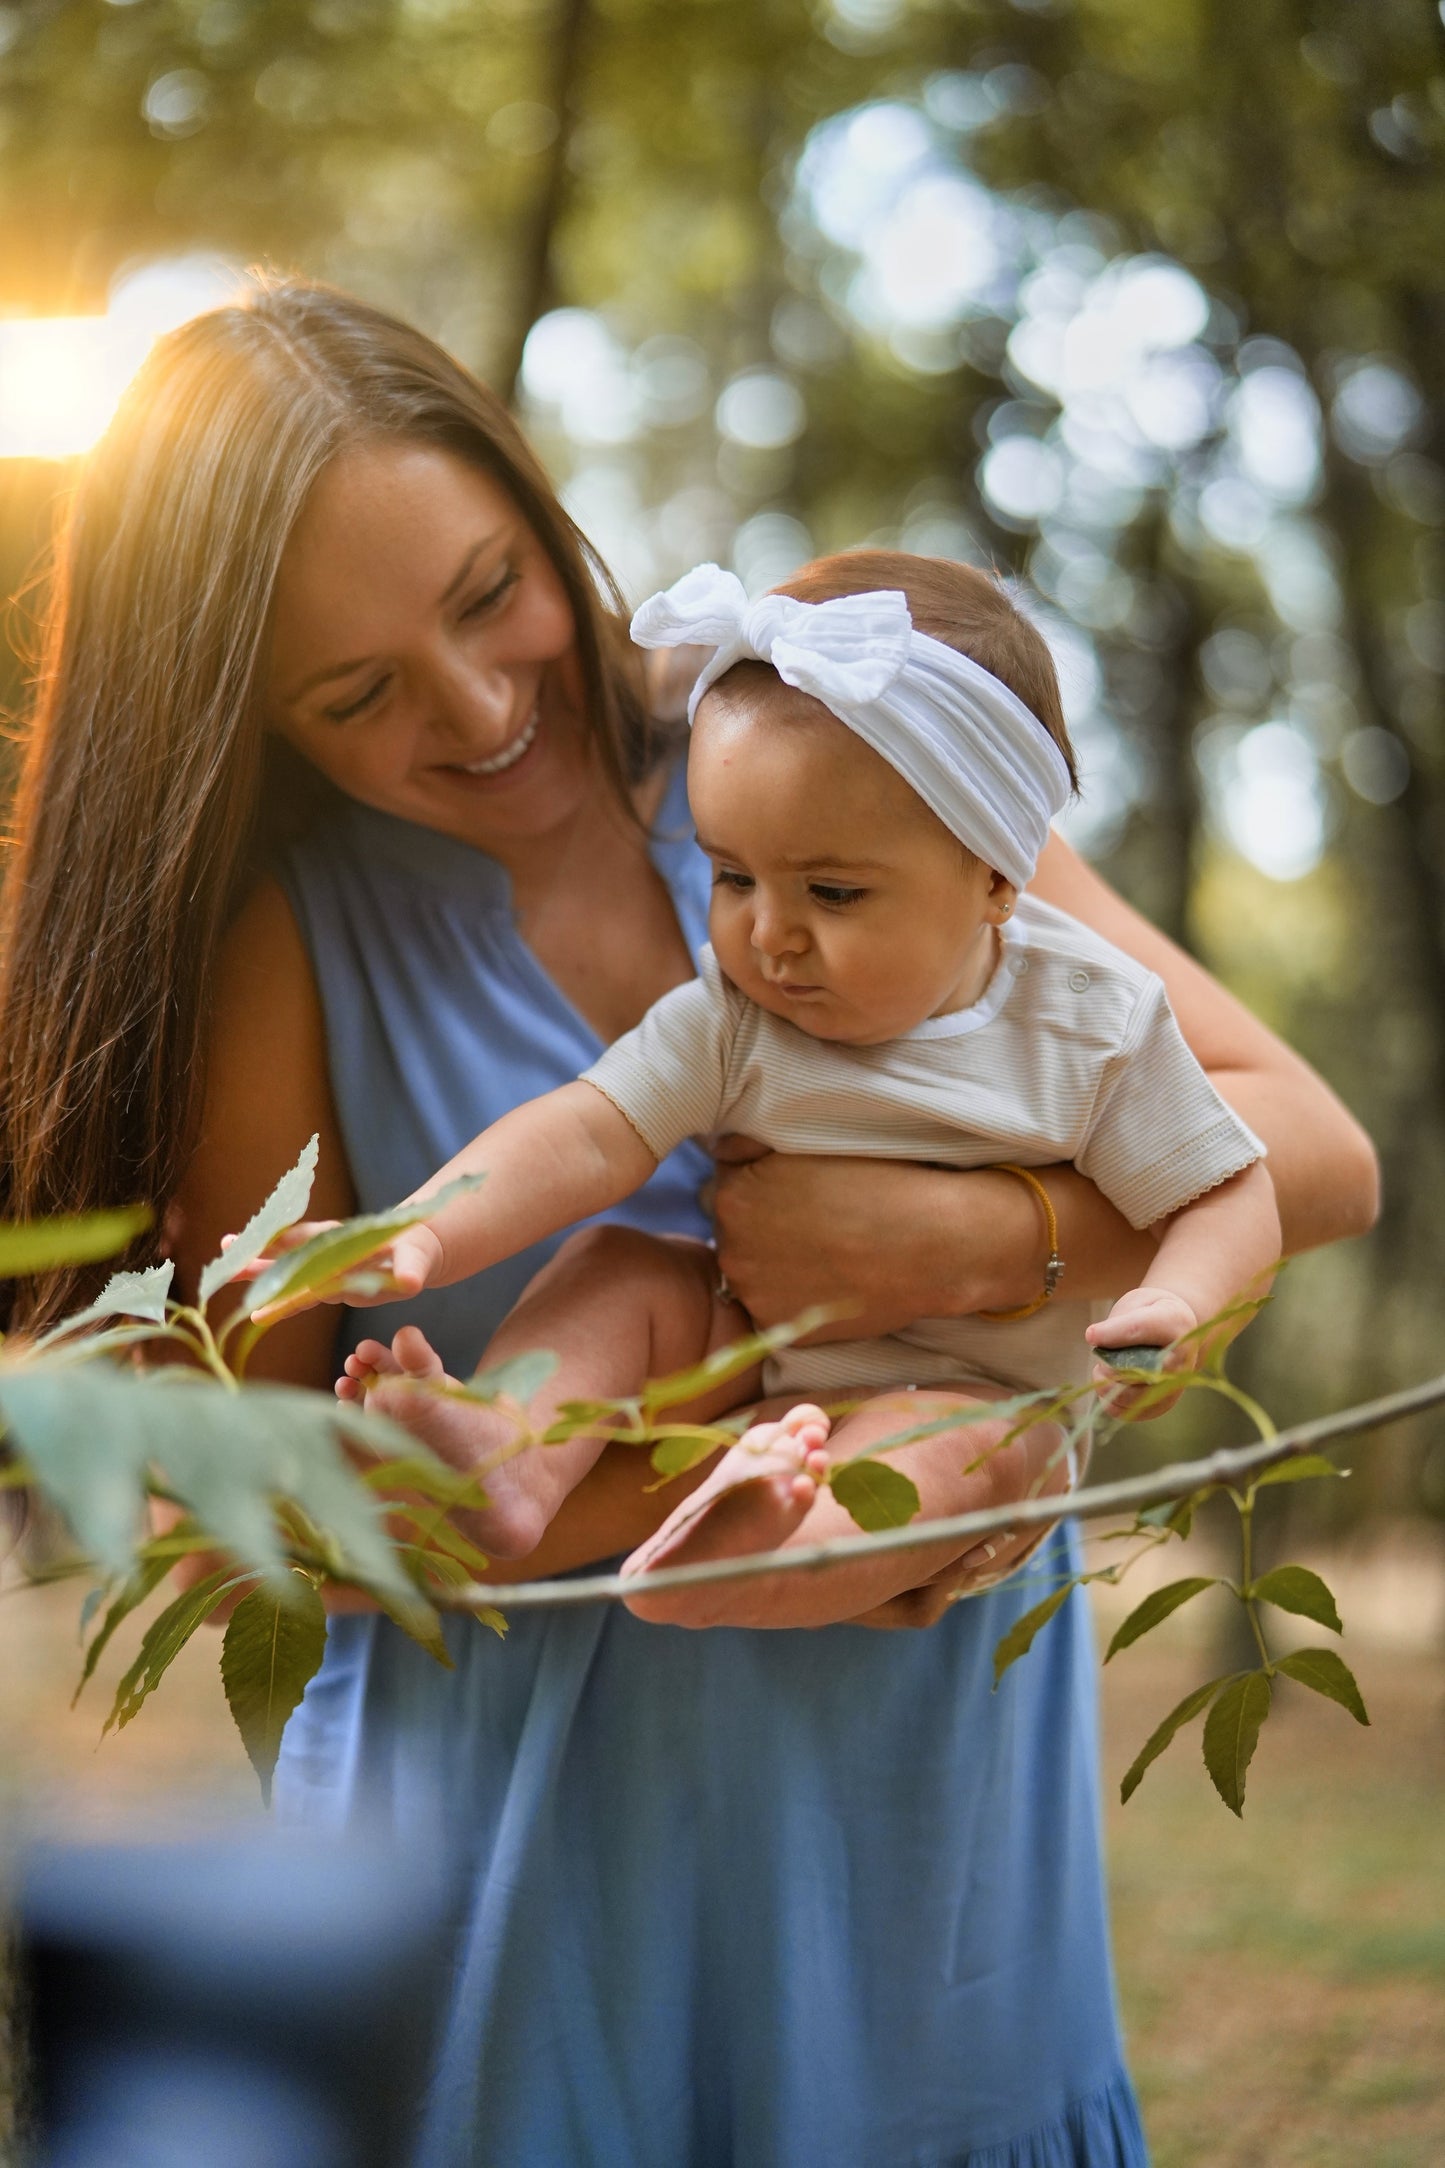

{"left": 1, "top": 1561, "right": 1442, "bottom": 2165}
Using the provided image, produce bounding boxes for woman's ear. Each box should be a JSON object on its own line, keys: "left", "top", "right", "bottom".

{"left": 986, "top": 873, "right": 1019, "bottom": 924}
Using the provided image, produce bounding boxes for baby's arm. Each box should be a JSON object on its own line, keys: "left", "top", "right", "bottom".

{"left": 401, "top": 1083, "right": 657, "bottom": 1289}
{"left": 260, "top": 1082, "right": 658, "bottom": 1310}
{"left": 1085, "top": 1159, "right": 1280, "bottom": 1414}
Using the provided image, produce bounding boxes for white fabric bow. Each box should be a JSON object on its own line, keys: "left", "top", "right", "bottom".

{"left": 630, "top": 564, "right": 1073, "bottom": 887}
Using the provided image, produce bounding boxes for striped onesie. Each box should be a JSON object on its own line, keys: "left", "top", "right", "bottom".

{"left": 584, "top": 892, "right": 1264, "bottom": 1402}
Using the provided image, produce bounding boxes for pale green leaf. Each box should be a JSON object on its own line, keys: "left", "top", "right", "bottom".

{"left": 1251, "top": 1454, "right": 1347, "bottom": 1491}
{"left": 1250, "top": 1564, "right": 1342, "bottom": 1634}
{"left": 36, "top": 1261, "right": 177, "bottom": 1351}
{"left": 199, "top": 1134, "right": 319, "bottom": 1307}
{"left": 639, "top": 1306, "right": 836, "bottom": 1416}
{"left": 105, "top": 1568, "right": 250, "bottom": 1734}
{"left": 0, "top": 1365, "right": 430, "bottom": 1602}
{"left": 1091, "top": 1343, "right": 1167, "bottom": 1372}
{"left": 1105, "top": 1577, "right": 1218, "bottom": 1662}
{"left": 461, "top": 1348, "right": 558, "bottom": 1408}
{"left": 1202, "top": 1670, "right": 1272, "bottom": 1816}
{"left": 1137, "top": 1494, "right": 1201, "bottom": 1537}
{"left": 991, "top": 1583, "right": 1074, "bottom": 1688}
{"left": 242, "top": 1173, "right": 487, "bottom": 1316}
{"left": 0, "top": 1207, "right": 152, "bottom": 1279}
{"left": 1120, "top": 1677, "right": 1226, "bottom": 1804}
{"left": 374, "top": 1586, "right": 454, "bottom": 1668}
{"left": 649, "top": 1432, "right": 724, "bottom": 1482}
{"left": 387, "top": 1504, "right": 493, "bottom": 1580}
{"left": 72, "top": 1550, "right": 177, "bottom": 1705}
{"left": 220, "top": 1576, "right": 329, "bottom": 1802}
{"left": 829, "top": 1458, "right": 921, "bottom": 1533}
{"left": 1275, "top": 1646, "right": 1369, "bottom": 1725}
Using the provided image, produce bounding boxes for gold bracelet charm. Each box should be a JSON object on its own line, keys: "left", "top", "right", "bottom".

{"left": 977, "top": 1163, "right": 1065, "bottom": 1323}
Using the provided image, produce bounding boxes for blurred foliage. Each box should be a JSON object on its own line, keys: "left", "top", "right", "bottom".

{"left": 0, "top": 0, "right": 1442, "bottom": 1534}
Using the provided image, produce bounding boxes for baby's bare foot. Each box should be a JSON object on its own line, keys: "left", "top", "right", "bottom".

{"left": 340, "top": 1326, "right": 540, "bottom": 1558}
{"left": 621, "top": 1403, "right": 831, "bottom": 1626}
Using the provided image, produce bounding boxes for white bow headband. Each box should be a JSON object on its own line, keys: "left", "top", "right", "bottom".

{"left": 630, "top": 565, "right": 1072, "bottom": 888}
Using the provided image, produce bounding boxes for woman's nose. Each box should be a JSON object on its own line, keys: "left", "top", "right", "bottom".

{"left": 428, "top": 654, "right": 517, "bottom": 752}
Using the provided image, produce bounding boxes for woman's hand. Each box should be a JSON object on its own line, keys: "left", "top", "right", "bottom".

{"left": 711, "top": 1141, "right": 1158, "bottom": 1338}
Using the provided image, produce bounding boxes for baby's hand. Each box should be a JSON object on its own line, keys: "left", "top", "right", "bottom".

{"left": 224, "top": 1220, "right": 443, "bottom": 1317}
{"left": 1085, "top": 1289, "right": 1198, "bottom": 1420}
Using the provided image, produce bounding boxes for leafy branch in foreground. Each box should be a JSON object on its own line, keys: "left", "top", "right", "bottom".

{"left": 0, "top": 1141, "right": 1431, "bottom": 1811}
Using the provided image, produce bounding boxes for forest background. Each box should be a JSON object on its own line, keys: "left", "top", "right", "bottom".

{"left": 0, "top": 5, "right": 1443, "bottom": 2163}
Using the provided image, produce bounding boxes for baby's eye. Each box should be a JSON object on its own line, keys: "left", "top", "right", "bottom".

{"left": 809, "top": 882, "right": 866, "bottom": 906}
{"left": 460, "top": 566, "right": 520, "bottom": 620}
{"left": 325, "top": 675, "right": 390, "bottom": 723}
{"left": 712, "top": 867, "right": 753, "bottom": 891}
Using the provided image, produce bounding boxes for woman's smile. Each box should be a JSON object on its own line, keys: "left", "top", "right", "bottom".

{"left": 440, "top": 701, "right": 542, "bottom": 783}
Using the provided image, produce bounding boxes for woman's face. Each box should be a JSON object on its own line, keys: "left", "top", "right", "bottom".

{"left": 267, "top": 440, "right": 590, "bottom": 852}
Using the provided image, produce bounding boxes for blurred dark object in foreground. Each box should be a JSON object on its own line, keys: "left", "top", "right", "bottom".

{"left": 15, "top": 1835, "right": 453, "bottom": 2167}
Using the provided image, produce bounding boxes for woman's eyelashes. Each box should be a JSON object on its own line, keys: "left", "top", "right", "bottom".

{"left": 319, "top": 566, "right": 522, "bottom": 724}
{"left": 459, "top": 564, "right": 520, "bottom": 621}
{"left": 325, "top": 674, "right": 390, "bottom": 724}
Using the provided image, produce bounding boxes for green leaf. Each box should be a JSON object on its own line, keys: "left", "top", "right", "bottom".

{"left": 0, "top": 1206, "right": 152, "bottom": 1279}
{"left": 639, "top": 1306, "right": 836, "bottom": 1417}
{"left": 198, "top": 1134, "right": 319, "bottom": 1308}
{"left": 1202, "top": 1670, "right": 1272, "bottom": 1816}
{"left": 1249, "top": 1564, "right": 1342, "bottom": 1634}
{"left": 1275, "top": 1646, "right": 1370, "bottom": 1725}
{"left": 1251, "top": 1454, "right": 1347, "bottom": 1491}
{"left": 392, "top": 1549, "right": 506, "bottom": 1639}
{"left": 649, "top": 1432, "right": 724, "bottom": 1481}
{"left": 460, "top": 1348, "right": 558, "bottom": 1408}
{"left": 374, "top": 1586, "right": 454, "bottom": 1669}
{"left": 105, "top": 1568, "right": 250, "bottom": 1734}
{"left": 1105, "top": 1576, "right": 1219, "bottom": 1662}
{"left": 992, "top": 1583, "right": 1074, "bottom": 1688}
{"left": 1120, "top": 1677, "right": 1227, "bottom": 1804}
{"left": 1137, "top": 1494, "right": 1200, "bottom": 1537}
{"left": 1091, "top": 1343, "right": 1167, "bottom": 1372}
{"left": 220, "top": 1575, "right": 329, "bottom": 1803}
{"left": 72, "top": 1550, "right": 177, "bottom": 1705}
{"left": 38, "top": 1261, "right": 178, "bottom": 1350}
{"left": 387, "top": 1504, "right": 493, "bottom": 1580}
{"left": 829, "top": 1458, "right": 921, "bottom": 1534}
{"left": 242, "top": 1172, "right": 487, "bottom": 1316}
{"left": 0, "top": 1365, "right": 431, "bottom": 1602}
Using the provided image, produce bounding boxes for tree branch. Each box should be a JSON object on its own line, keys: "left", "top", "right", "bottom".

{"left": 428, "top": 1371, "right": 1445, "bottom": 1613}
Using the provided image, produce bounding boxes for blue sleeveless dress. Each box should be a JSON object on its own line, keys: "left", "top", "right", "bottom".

{"left": 273, "top": 763, "right": 1147, "bottom": 2168}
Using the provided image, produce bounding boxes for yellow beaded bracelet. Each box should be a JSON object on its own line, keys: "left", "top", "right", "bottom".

{"left": 977, "top": 1163, "right": 1066, "bottom": 1322}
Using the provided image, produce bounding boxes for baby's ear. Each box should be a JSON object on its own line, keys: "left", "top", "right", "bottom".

{"left": 987, "top": 872, "right": 1019, "bottom": 923}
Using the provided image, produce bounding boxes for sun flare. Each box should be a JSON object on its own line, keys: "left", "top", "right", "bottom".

{"left": 0, "top": 257, "right": 247, "bottom": 460}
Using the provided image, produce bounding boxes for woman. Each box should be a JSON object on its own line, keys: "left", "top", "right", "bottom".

{"left": 0, "top": 282, "right": 1377, "bottom": 2165}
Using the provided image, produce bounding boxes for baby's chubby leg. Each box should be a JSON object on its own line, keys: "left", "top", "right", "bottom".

{"left": 339, "top": 1227, "right": 755, "bottom": 1558}
{"left": 621, "top": 1383, "right": 1071, "bottom": 1629}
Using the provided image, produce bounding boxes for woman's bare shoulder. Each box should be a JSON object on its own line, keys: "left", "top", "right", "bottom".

{"left": 171, "top": 877, "right": 355, "bottom": 1379}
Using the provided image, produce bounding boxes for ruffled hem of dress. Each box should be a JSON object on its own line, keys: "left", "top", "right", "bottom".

{"left": 931, "top": 2068, "right": 1148, "bottom": 2168}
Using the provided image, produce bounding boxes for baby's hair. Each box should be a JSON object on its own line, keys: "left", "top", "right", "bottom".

{"left": 771, "top": 550, "right": 1079, "bottom": 795}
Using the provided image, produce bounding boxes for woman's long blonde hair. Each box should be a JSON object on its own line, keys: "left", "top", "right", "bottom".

{"left": 0, "top": 280, "right": 653, "bottom": 1328}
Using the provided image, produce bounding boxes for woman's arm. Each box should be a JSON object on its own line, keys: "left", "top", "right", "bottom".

{"left": 1031, "top": 834, "right": 1380, "bottom": 1252}
{"left": 171, "top": 879, "right": 711, "bottom": 1595}
{"left": 714, "top": 834, "right": 1378, "bottom": 1337}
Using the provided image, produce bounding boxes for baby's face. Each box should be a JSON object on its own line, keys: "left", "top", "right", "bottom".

{"left": 689, "top": 679, "right": 1012, "bottom": 1045}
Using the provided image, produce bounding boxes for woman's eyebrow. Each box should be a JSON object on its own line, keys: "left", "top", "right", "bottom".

{"left": 285, "top": 529, "right": 509, "bottom": 700}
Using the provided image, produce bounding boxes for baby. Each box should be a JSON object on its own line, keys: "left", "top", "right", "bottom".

{"left": 284, "top": 554, "right": 1279, "bottom": 1616}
